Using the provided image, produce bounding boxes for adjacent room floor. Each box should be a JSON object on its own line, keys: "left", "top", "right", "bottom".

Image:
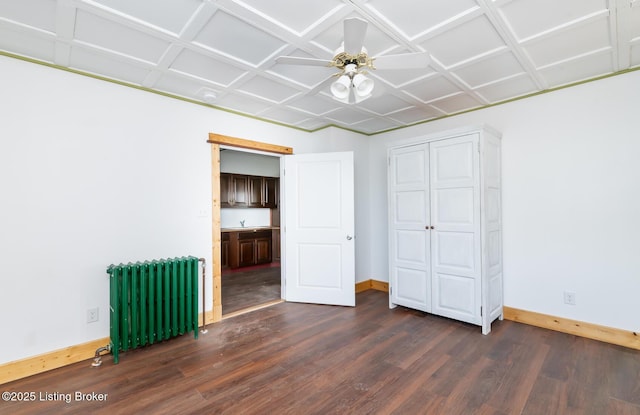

{"left": 221, "top": 263, "right": 281, "bottom": 315}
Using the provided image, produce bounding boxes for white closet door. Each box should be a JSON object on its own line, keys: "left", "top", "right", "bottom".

{"left": 430, "top": 134, "right": 482, "bottom": 325}
{"left": 388, "top": 144, "right": 431, "bottom": 312}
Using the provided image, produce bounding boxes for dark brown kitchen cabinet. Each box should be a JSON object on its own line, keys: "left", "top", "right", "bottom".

{"left": 220, "top": 173, "right": 278, "bottom": 208}
{"left": 248, "top": 176, "right": 264, "bottom": 207}
{"left": 221, "top": 232, "right": 230, "bottom": 268}
{"left": 271, "top": 229, "right": 280, "bottom": 261}
{"left": 238, "top": 238, "right": 257, "bottom": 267}
{"left": 255, "top": 236, "right": 272, "bottom": 264}
{"left": 220, "top": 173, "right": 249, "bottom": 207}
{"left": 263, "top": 177, "right": 278, "bottom": 208}
{"left": 228, "top": 229, "right": 272, "bottom": 268}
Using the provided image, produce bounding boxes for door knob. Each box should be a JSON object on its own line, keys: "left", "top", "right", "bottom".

{"left": 346, "top": 235, "right": 353, "bottom": 240}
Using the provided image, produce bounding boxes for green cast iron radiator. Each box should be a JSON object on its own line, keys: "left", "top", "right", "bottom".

{"left": 107, "top": 256, "right": 199, "bottom": 364}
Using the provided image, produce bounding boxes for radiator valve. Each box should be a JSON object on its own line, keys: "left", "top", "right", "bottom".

{"left": 91, "top": 345, "right": 111, "bottom": 367}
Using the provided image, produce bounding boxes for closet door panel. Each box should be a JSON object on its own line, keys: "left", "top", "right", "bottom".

{"left": 434, "top": 231, "right": 475, "bottom": 273}
{"left": 430, "top": 135, "right": 481, "bottom": 325}
{"left": 394, "top": 267, "right": 429, "bottom": 311}
{"left": 434, "top": 272, "right": 476, "bottom": 316}
{"left": 389, "top": 144, "right": 431, "bottom": 312}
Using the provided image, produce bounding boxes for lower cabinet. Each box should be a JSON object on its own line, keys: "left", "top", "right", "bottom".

{"left": 271, "top": 229, "right": 280, "bottom": 262}
{"left": 227, "top": 229, "right": 272, "bottom": 269}
{"left": 221, "top": 232, "right": 230, "bottom": 269}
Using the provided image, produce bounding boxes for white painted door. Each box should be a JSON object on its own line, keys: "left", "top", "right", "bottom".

{"left": 388, "top": 144, "right": 431, "bottom": 312}
{"left": 430, "top": 135, "right": 482, "bottom": 325}
{"left": 283, "top": 152, "right": 355, "bottom": 306}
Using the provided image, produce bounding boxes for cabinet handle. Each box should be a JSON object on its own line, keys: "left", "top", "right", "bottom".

{"left": 346, "top": 235, "right": 353, "bottom": 240}
{"left": 426, "top": 225, "right": 435, "bottom": 230}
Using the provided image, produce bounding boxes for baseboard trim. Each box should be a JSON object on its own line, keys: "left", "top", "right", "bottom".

{"left": 503, "top": 306, "right": 640, "bottom": 351}
{"left": 356, "top": 279, "right": 389, "bottom": 293}
{"left": 0, "top": 337, "right": 110, "bottom": 385}
{"left": 1, "top": 310, "right": 214, "bottom": 385}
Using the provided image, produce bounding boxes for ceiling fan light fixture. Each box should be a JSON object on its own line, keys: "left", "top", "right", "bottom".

{"left": 276, "top": 17, "right": 431, "bottom": 107}
{"left": 352, "top": 73, "right": 374, "bottom": 97}
{"left": 331, "top": 75, "right": 351, "bottom": 100}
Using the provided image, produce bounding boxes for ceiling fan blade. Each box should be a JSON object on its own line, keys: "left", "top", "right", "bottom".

{"left": 343, "top": 18, "right": 368, "bottom": 55}
{"left": 276, "top": 56, "right": 333, "bottom": 67}
{"left": 308, "top": 73, "right": 338, "bottom": 95}
{"left": 373, "top": 52, "right": 431, "bottom": 70}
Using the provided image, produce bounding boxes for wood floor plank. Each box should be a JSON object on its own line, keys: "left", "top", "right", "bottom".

{"left": 522, "top": 374, "right": 568, "bottom": 415}
{"left": 483, "top": 339, "right": 550, "bottom": 414}
{"left": 222, "top": 265, "right": 280, "bottom": 315}
{"left": 3, "top": 290, "right": 640, "bottom": 415}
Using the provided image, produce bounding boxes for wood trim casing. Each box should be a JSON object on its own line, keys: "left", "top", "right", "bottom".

{"left": 208, "top": 133, "right": 293, "bottom": 155}
{"left": 503, "top": 306, "right": 640, "bottom": 351}
{"left": 209, "top": 133, "right": 292, "bottom": 325}
{"left": 211, "top": 143, "right": 222, "bottom": 324}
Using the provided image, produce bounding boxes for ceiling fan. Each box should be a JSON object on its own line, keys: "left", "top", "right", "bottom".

{"left": 276, "top": 17, "right": 430, "bottom": 103}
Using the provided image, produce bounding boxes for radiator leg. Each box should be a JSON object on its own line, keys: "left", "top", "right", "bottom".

{"left": 91, "top": 345, "right": 111, "bottom": 367}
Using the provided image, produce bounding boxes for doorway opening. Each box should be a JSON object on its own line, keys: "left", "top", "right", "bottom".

{"left": 208, "top": 134, "right": 293, "bottom": 324}
{"left": 219, "top": 148, "right": 282, "bottom": 317}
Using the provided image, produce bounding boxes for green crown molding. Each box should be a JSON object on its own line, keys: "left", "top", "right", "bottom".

{"left": 2, "top": 50, "right": 639, "bottom": 137}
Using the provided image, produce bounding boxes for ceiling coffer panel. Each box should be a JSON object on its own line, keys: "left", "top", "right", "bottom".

{"left": 194, "top": 11, "right": 286, "bottom": 66}
{"left": 0, "top": 0, "right": 636, "bottom": 134}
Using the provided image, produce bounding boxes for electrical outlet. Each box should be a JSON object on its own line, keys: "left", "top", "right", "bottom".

{"left": 563, "top": 291, "right": 576, "bottom": 305}
{"left": 87, "top": 308, "right": 99, "bottom": 323}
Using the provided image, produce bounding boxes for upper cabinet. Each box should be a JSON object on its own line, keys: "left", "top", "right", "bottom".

{"left": 221, "top": 173, "right": 279, "bottom": 208}
{"left": 220, "top": 174, "right": 249, "bottom": 207}
{"left": 263, "top": 177, "right": 278, "bottom": 208}
{"left": 248, "top": 176, "right": 264, "bottom": 207}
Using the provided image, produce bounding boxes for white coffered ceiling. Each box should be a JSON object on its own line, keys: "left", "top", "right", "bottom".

{"left": 1, "top": 0, "right": 639, "bottom": 134}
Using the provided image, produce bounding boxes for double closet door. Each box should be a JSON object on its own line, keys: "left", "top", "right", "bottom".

{"left": 388, "top": 128, "right": 503, "bottom": 334}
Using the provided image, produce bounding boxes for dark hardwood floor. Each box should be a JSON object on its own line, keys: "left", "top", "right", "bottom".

{"left": 221, "top": 264, "right": 281, "bottom": 315}
{"left": 3, "top": 290, "right": 640, "bottom": 415}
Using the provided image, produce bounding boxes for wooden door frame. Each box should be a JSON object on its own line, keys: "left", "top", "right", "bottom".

{"left": 207, "top": 133, "right": 293, "bottom": 323}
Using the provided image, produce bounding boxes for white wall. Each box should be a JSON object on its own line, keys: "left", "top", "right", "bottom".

{"left": 0, "top": 55, "right": 365, "bottom": 364}
{"left": 368, "top": 70, "right": 640, "bottom": 333}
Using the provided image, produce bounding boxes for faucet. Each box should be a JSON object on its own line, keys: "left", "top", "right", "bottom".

{"left": 240, "top": 220, "right": 245, "bottom": 228}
